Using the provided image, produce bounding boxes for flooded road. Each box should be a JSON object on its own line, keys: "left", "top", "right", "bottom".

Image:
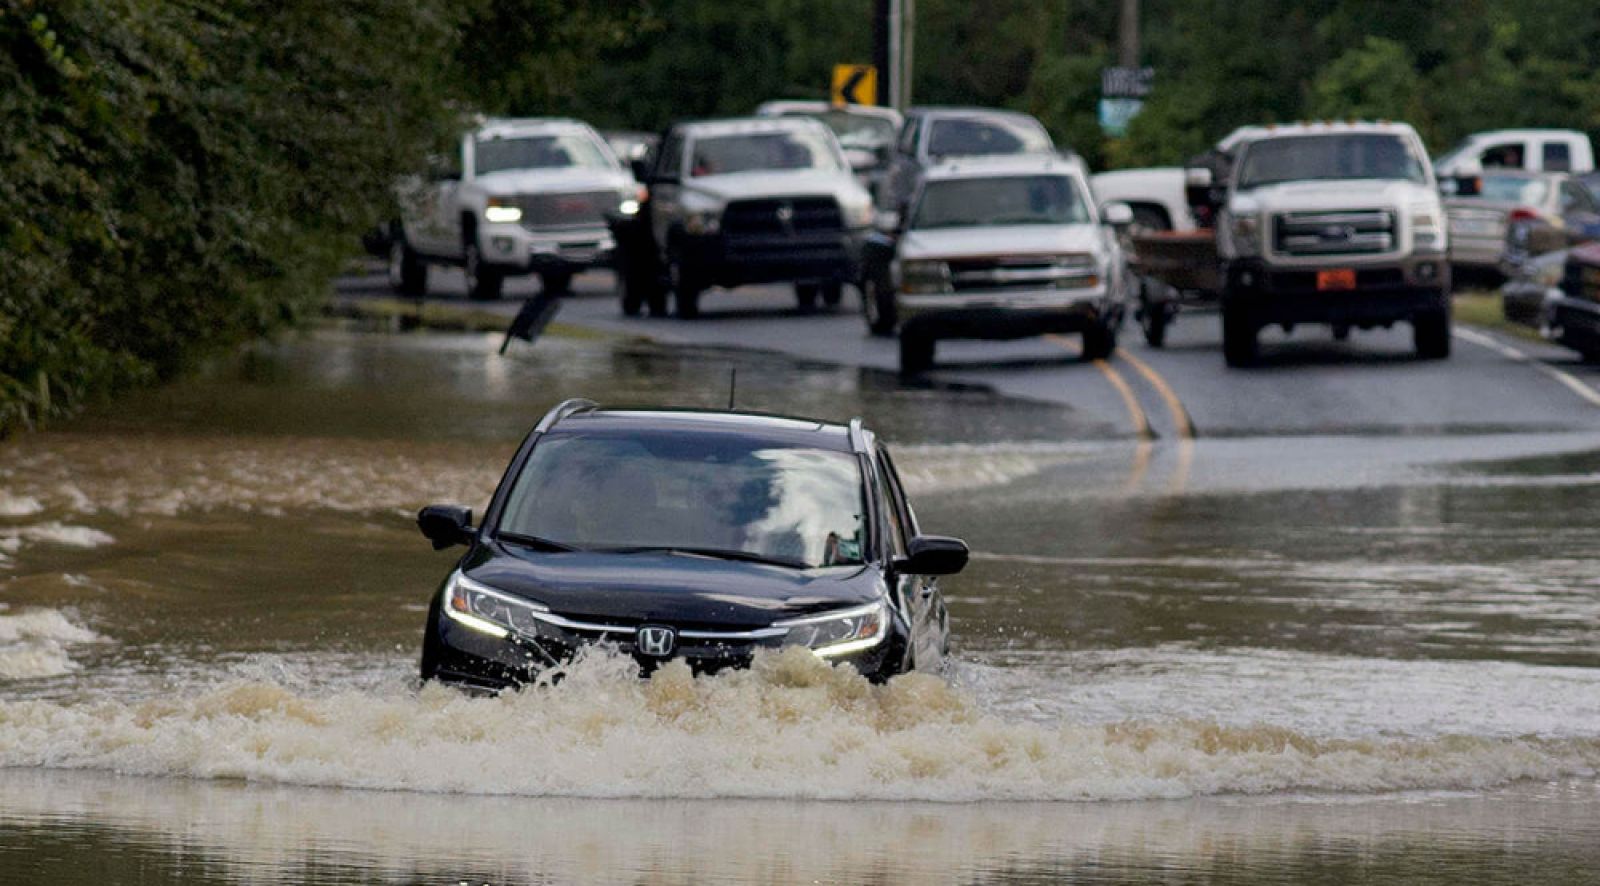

{"left": 4, "top": 327, "right": 1600, "bottom": 883}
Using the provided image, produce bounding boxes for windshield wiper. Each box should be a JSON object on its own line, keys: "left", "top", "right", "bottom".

{"left": 497, "top": 531, "right": 582, "bottom": 553}
{"left": 597, "top": 545, "right": 809, "bottom": 569}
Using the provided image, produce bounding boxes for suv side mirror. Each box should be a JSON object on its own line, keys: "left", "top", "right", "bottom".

{"left": 418, "top": 504, "right": 474, "bottom": 550}
{"left": 897, "top": 535, "right": 969, "bottom": 576}
{"left": 1102, "top": 201, "right": 1135, "bottom": 227}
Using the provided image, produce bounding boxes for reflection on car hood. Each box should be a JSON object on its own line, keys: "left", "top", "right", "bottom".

{"left": 1234, "top": 179, "right": 1434, "bottom": 212}
{"left": 899, "top": 224, "right": 1105, "bottom": 261}
{"left": 466, "top": 545, "right": 880, "bottom": 629}
{"left": 476, "top": 168, "right": 633, "bottom": 196}
{"left": 684, "top": 170, "right": 867, "bottom": 204}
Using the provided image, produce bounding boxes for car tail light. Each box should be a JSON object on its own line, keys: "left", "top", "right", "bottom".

{"left": 1508, "top": 207, "right": 1543, "bottom": 224}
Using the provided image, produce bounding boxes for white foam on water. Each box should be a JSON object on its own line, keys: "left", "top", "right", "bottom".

{"left": 2, "top": 523, "right": 116, "bottom": 549}
{"left": 0, "top": 647, "right": 1593, "bottom": 801}
{"left": 0, "top": 492, "right": 43, "bottom": 517}
{"left": 0, "top": 609, "right": 104, "bottom": 680}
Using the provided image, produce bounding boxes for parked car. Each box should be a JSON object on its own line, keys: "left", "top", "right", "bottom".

{"left": 879, "top": 107, "right": 1059, "bottom": 213}
{"left": 389, "top": 118, "right": 640, "bottom": 300}
{"left": 1089, "top": 168, "right": 1199, "bottom": 233}
{"left": 1541, "top": 244, "right": 1600, "bottom": 361}
{"left": 416, "top": 399, "right": 969, "bottom": 690}
{"left": 625, "top": 116, "right": 874, "bottom": 318}
{"left": 755, "top": 101, "right": 903, "bottom": 201}
{"left": 1449, "top": 170, "right": 1600, "bottom": 282}
{"left": 1435, "top": 129, "right": 1595, "bottom": 177}
{"left": 859, "top": 154, "right": 1134, "bottom": 374}
{"left": 1203, "top": 121, "right": 1452, "bottom": 364}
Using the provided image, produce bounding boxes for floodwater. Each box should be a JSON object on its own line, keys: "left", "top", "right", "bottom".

{"left": 3, "top": 326, "right": 1600, "bottom": 884}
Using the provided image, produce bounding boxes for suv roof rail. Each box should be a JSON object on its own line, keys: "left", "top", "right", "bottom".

{"left": 535, "top": 398, "right": 598, "bottom": 433}
{"left": 847, "top": 417, "right": 870, "bottom": 454}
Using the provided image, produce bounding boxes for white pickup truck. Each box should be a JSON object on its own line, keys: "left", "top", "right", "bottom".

{"left": 389, "top": 118, "right": 641, "bottom": 300}
{"left": 1205, "top": 121, "right": 1452, "bottom": 365}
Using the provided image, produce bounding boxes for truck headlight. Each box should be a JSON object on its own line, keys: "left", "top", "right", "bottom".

{"left": 841, "top": 196, "right": 874, "bottom": 228}
{"left": 774, "top": 600, "right": 889, "bottom": 658}
{"left": 442, "top": 571, "right": 549, "bottom": 639}
{"left": 484, "top": 199, "right": 523, "bottom": 224}
{"left": 1053, "top": 254, "right": 1100, "bottom": 289}
{"left": 618, "top": 185, "right": 647, "bottom": 217}
{"left": 1411, "top": 211, "right": 1444, "bottom": 251}
{"left": 900, "top": 259, "right": 951, "bottom": 293}
{"left": 1230, "top": 215, "right": 1260, "bottom": 256}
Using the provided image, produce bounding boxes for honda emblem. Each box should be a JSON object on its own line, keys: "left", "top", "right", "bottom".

{"left": 636, "top": 625, "right": 677, "bottom": 657}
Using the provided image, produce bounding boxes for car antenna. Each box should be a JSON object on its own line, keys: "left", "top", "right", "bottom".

{"left": 727, "top": 368, "right": 737, "bottom": 410}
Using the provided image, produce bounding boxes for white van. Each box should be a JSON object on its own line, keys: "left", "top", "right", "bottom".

{"left": 1435, "top": 129, "right": 1594, "bottom": 176}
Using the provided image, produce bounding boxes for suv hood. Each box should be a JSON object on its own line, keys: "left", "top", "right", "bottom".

{"left": 1233, "top": 179, "right": 1436, "bottom": 213}
{"left": 899, "top": 224, "right": 1106, "bottom": 261}
{"left": 684, "top": 170, "right": 867, "bottom": 204}
{"left": 475, "top": 168, "right": 633, "bottom": 196}
{"left": 466, "top": 545, "right": 880, "bottom": 629}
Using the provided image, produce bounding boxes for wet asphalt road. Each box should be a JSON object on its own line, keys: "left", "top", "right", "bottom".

{"left": 336, "top": 267, "right": 1600, "bottom": 443}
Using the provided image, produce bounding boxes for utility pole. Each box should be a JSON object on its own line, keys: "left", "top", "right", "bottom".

{"left": 888, "top": 0, "right": 903, "bottom": 109}
{"left": 1119, "top": 0, "right": 1139, "bottom": 68}
{"left": 901, "top": 0, "right": 915, "bottom": 110}
{"left": 872, "top": 0, "right": 891, "bottom": 105}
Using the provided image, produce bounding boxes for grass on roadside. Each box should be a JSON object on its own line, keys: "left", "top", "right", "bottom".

{"left": 1453, "top": 288, "right": 1543, "bottom": 344}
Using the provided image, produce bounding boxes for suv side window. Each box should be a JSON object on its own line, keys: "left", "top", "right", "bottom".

{"left": 873, "top": 454, "right": 908, "bottom": 558}
{"left": 1545, "top": 142, "right": 1574, "bottom": 173}
{"left": 876, "top": 446, "right": 917, "bottom": 540}
{"left": 1562, "top": 180, "right": 1599, "bottom": 214}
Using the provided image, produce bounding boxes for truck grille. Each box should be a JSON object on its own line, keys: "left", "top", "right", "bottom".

{"left": 505, "top": 190, "right": 615, "bottom": 230}
{"left": 721, "top": 197, "right": 843, "bottom": 237}
{"left": 946, "top": 256, "right": 1096, "bottom": 293}
{"left": 1273, "top": 210, "right": 1394, "bottom": 257}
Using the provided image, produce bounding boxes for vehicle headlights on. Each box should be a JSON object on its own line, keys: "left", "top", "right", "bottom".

{"left": 899, "top": 259, "right": 952, "bottom": 294}
{"left": 484, "top": 198, "right": 523, "bottom": 224}
{"left": 1229, "top": 214, "right": 1261, "bottom": 257}
{"left": 618, "top": 184, "right": 647, "bottom": 217}
{"left": 442, "top": 571, "right": 549, "bottom": 639}
{"left": 774, "top": 600, "right": 890, "bottom": 658}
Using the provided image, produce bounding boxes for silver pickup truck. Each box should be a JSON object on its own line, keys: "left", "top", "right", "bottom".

{"left": 389, "top": 118, "right": 641, "bottom": 300}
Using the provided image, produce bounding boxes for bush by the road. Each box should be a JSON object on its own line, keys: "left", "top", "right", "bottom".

{"left": 0, "top": 0, "right": 461, "bottom": 433}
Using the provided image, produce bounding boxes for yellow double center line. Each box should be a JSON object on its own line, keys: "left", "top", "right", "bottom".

{"left": 1044, "top": 335, "right": 1195, "bottom": 442}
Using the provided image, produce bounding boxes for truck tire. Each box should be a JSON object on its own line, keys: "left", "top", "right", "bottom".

{"left": 795, "top": 283, "right": 820, "bottom": 312}
{"left": 667, "top": 246, "right": 704, "bottom": 319}
{"left": 1414, "top": 309, "right": 1451, "bottom": 359}
{"left": 820, "top": 282, "right": 844, "bottom": 308}
{"left": 862, "top": 276, "right": 898, "bottom": 336}
{"left": 464, "top": 241, "right": 504, "bottom": 301}
{"left": 1221, "top": 303, "right": 1259, "bottom": 367}
{"left": 1082, "top": 321, "right": 1118, "bottom": 361}
{"left": 388, "top": 231, "right": 427, "bottom": 297}
{"left": 900, "top": 334, "right": 934, "bottom": 375}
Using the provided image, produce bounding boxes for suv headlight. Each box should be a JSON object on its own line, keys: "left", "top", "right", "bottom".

{"left": 442, "top": 571, "right": 550, "bottom": 639}
{"left": 900, "top": 259, "right": 951, "bottom": 293}
{"left": 774, "top": 600, "right": 889, "bottom": 658}
{"left": 618, "top": 185, "right": 647, "bottom": 217}
{"left": 1052, "top": 254, "right": 1100, "bottom": 289}
{"left": 840, "top": 195, "right": 874, "bottom": 228}
{"left": 1230, "top": 214, "right": 1260, "bottom": 257}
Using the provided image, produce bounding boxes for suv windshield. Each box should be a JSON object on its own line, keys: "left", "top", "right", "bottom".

{"left": 927, "top": 117, "right": 1052, "bottom": 159}
{"left": 498, "top": 430, "right": 866, "bottom": 568}
{"left": 912, "top": 174, "right": 1088, "bottom": 229}
{"left": 689, "top": 130, "right": 841, "bottom": 177}
{"left": 793, "top": 110, "right": 898, "bottom": 150}
{"left": 474, "top": 133, "right": 613, "bottom": 175}
{"left": 1237, "top": 134, "right": 1427, "bottom": 189}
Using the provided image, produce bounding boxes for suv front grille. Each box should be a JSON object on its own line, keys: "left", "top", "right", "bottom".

{"left": 946, "top": 255, "right": 1096, "bottom": 293}
{"left": 505, "top": 190, "right": 615, "bottom": 230}
{"left": 1273, "top": 210, "right": 1394, "bottom": 257}
{"left": 722, "top": 197, "right": 843, "bottom": 237}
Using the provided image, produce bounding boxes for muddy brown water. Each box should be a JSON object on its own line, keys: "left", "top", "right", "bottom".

{"left": 2, "top": 328, "right": 1599, "bottom": 884}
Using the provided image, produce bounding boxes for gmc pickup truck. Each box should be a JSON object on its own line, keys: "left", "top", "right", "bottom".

{"left": 389, "top": 118, "right": 641, "bottom": 300}
{"left": 1205, "top": 122, "right": 1452, "bottom": 365}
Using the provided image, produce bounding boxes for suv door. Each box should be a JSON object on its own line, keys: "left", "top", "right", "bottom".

{"left": 876, "top": 445, "right": 947, "bottom": 666}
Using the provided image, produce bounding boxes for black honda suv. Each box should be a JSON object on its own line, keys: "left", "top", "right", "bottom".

{"left": 416, "top": 400, "right": 968, "bottom": 690}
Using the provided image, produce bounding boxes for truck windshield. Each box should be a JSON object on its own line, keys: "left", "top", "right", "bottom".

{"left": 912, "top": 175, "right": 1088, "bottom": 229}
{"left": 497, "top": 431, "right": 867, "bottom": 569}
{"left": 474, "top": 134, "right": 613, "bottom": 175}
{"left": 1237, "top": 134, "right": 1427, "bottom": 189}
{"left": 689, "top": 130, "right": 842, "bottom": 176}
{"left": 797, "top": 110, "right": 898, "bottom": 150}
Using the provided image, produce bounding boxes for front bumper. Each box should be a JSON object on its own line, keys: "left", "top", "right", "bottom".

{"left": 480, "top": 222, "right": 616, "bottom": 274}
{"left": 423, "top": 599, "right": 906, "bottom": 691}
{"left": 898, "top": 286, "right": 1116, "bottom": 340}
{"left": 678, "top": 229, "right": 865, "bottom": 288}
{"left": 1224, "top": 256, "right": 1450, "bottom": 325}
